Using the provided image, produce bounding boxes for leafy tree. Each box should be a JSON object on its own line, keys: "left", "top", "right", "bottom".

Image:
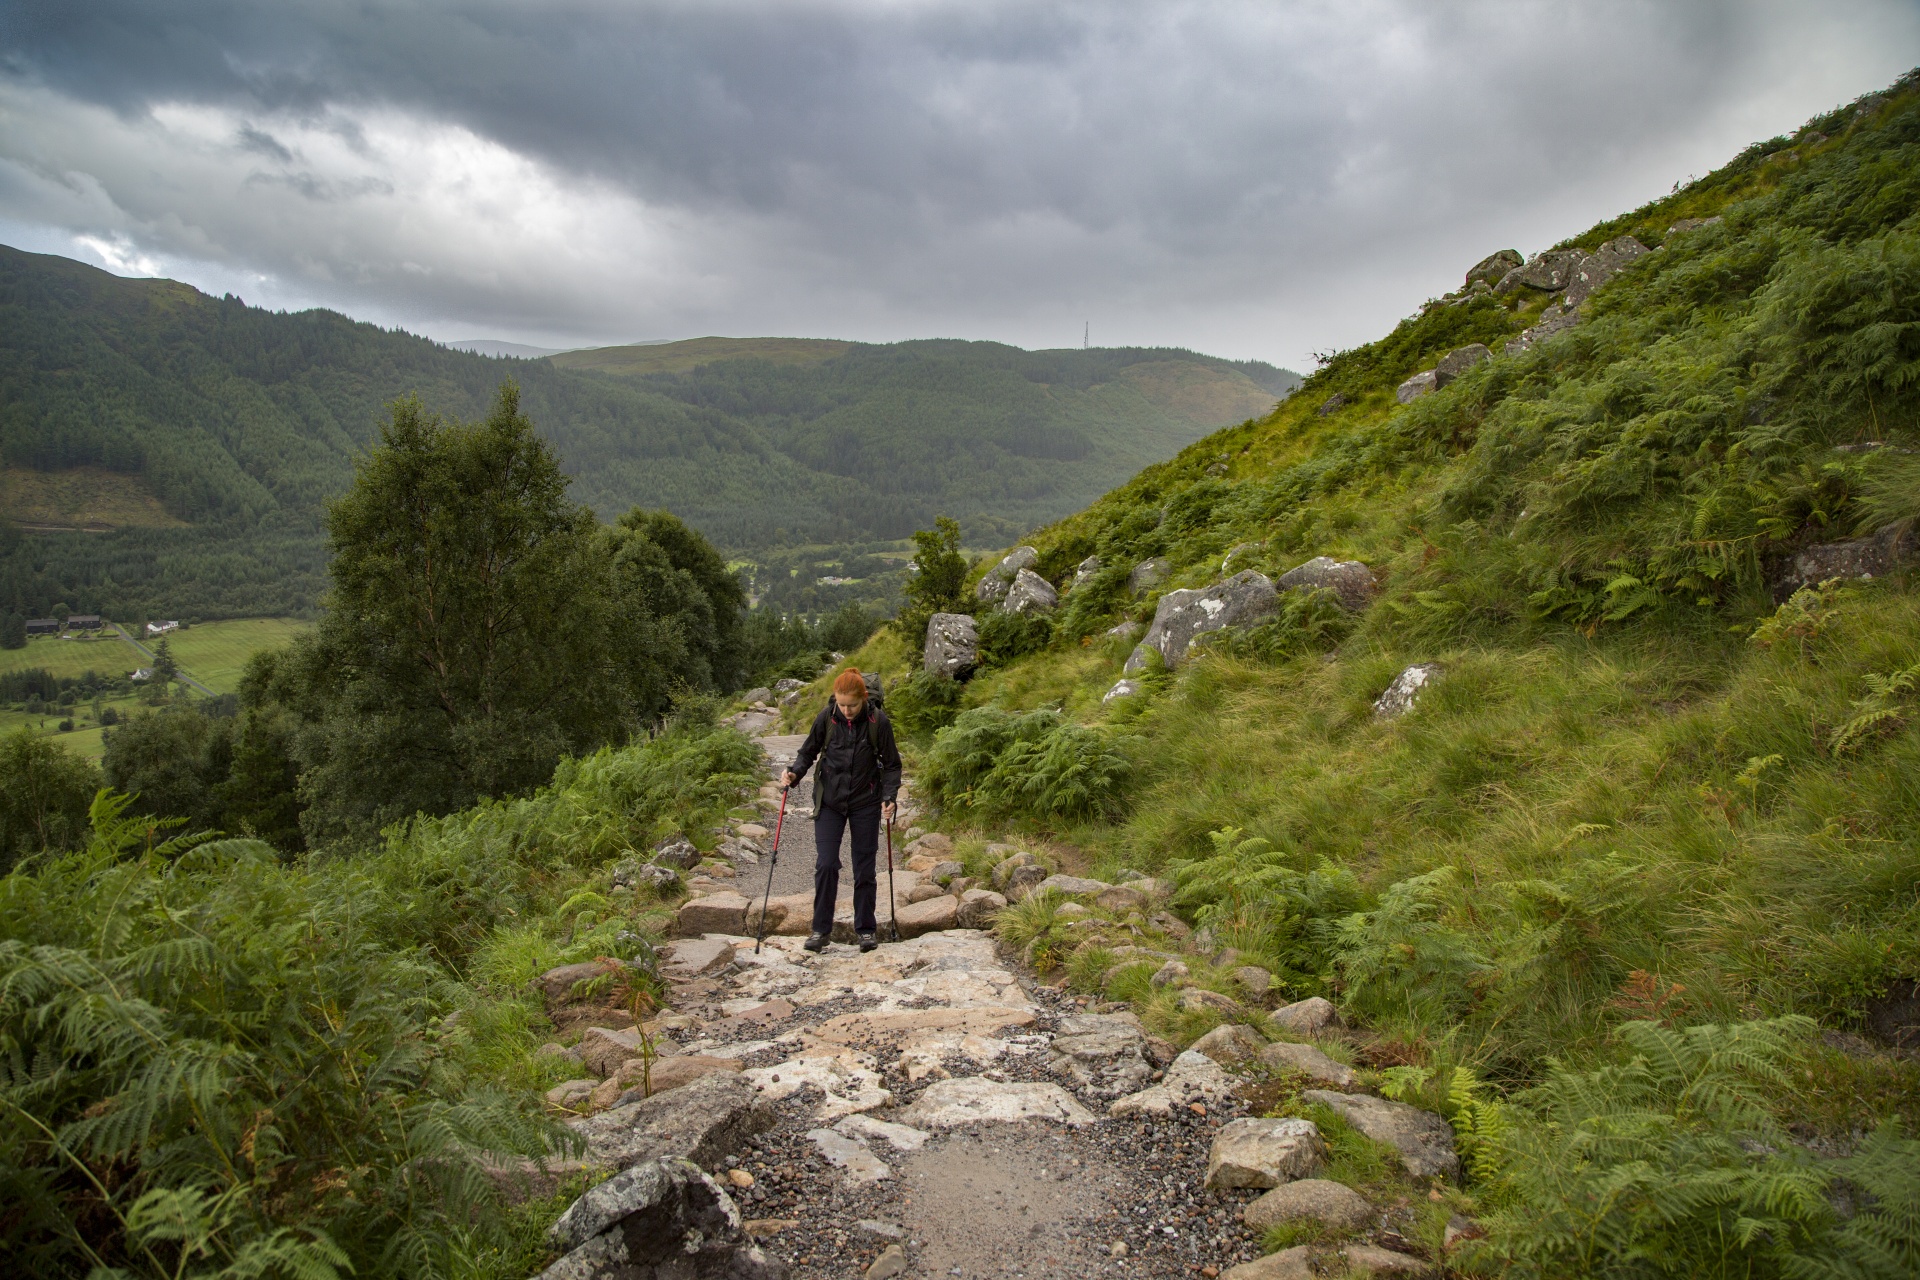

{"left": 101, "top": 708, "right": 231, "bottom": 835}
{"left": 898, "top": 515, "right": 971, "bottom": 644}
{"left": 281, "top": 384, "right": 746, "bottom": 846}
{"left": 0, "top": 729, "right": 100, "bottom": 871}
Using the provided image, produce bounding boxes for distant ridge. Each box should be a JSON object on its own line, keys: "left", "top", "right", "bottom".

{"left": 443, "top": 339, "right": 571, "bottom": 359}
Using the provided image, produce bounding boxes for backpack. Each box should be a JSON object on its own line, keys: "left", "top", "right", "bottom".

{"left": 820, "top": 673, "right": 887, "bottom": 755}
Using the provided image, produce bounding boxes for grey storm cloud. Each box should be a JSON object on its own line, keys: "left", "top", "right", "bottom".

{"left": 0, "top": 0, "right": 1916, "bottom": 363}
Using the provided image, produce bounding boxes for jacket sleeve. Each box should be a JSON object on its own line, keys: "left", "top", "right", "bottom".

{"left": 875, "top": 712, "right": 904, "bottom": 805}
{"left": 789, "top": 706, "right": 829, "bottom": 783}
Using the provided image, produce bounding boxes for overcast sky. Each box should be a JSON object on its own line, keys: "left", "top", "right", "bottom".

{"left": 1, "top": 1, "right": 1915, "bottom": 369}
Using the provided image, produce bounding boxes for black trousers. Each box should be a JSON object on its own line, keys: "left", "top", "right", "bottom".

{"left": 812, "top": 802, "right": 880, "bottom": 935}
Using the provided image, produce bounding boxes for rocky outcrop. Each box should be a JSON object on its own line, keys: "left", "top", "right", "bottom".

{"left": 1128, "top": 558, "right": 1170, "bottom": 596}
{"left": 1109, "top": 1049, "right": 1235, "bottom": 1117}
{"left": 1666, "top": 215, "right": 1723, "bottom": 238}
{"left": 1270, "top": 997, "right": 1340, "bottom": 1036}
{"left": 652, "top": 837, "right": 703, "bottom": 870}
{"left": 1373, "top": 664, "right": 1441, "bottom": 718}
{"left": 1562, "top": 236, "right": 1649, "bottom": 310}
{"left": 1102, "top": 678, "right": 1141, "bottom": 705}
{"left": 1465, "top": 249, "right": 1522, "bottom": 289}
{"left": 1276, "top": 556, "right": 1376, "bottom": 612}
{"left": 1396, "top": 370, "right": 1437, "bottom": 404}
{"left": 1124, "top": 570, "right": 1279, "bottom": 673}
{"left": 1776, "top": 521, "right": 1918, "bottom": 597}
{"left": 923, "top": 612, "right": 979, "bottom": 677}
{"left": 1259, "top": 1041, "right": 1355, "bottom": 1088}
{"left": 537, "top": 1157, "right": 787, "bottom": 1280}
{"left": 1495, "top": 248, "right": 1586, "bottom": 294}
{"left": 1071, "top": 555, "right": 1103, "bottom": 589}
{"left": 1188, "top": 1023, "right": 1265, "bottom": 1065}
{"left": 896, "top": 1077, "right": 1097, "bottom": 1128}
{"left": 1432, "top": 343, "right": 1492, "bottom": 389}
{"left": 1316, "top": 393, "right": 1346, "bottom": 416}
{"left": 1299, "top": 1090, "right": 1461, "bottom": 1180}
{"left": 1000, "top": 567, "right": 1059, "bottom": 615}
{"left": 975, "top": 547, "right": 1039, "bottom": 604}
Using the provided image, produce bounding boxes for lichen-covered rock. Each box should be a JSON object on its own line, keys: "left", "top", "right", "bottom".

{"left": 1299, "top": 1090, "right": 1461, "bottom": 1180}
{"left": 1275, "top": 556, "right": 1376, "bottom": 612}
{"left": 652, "top": 837, "right": 703, "bottom": 870}
{"left": 1000, "top": 567, "right": 1059, "bottom": 615}
{"left": 1124, "top": 570, "right": 1279, "bottom": 673}
{"left": 1316, "top": 393, "right": 1347, "bottom": 416}
{"left": 1495, "top": 248, "right": 1586, "bottom": 294}
{"left": 1432, "top": 343, "right": 1492, "bottom": 389}
{"left": 1776, "top": 520, "right": 1918, "bottom": 597}
{"left": 1034, "top": 874, "right": 1111, "bottom": 898}
{"left": 1001, "top": 864, "right": 1050, "bottom": 902}
{"left": 1396, "top": 370, "right": 1437, "bottom": 404}
{"left": 1464, "top": 249, "right": 1523, "bottom": 289}
{"left": 1128, "top": 558, "right": 1170, "bottom": 596}
{"left": 1373, "top": 664, "right": 1441, "bottom": 718}
{"left": 1071, "top": 555, "right": 1103, "bottom": 589}
{"left": 1561, "top": 236, "right": 1649, "bottom": 310}
{"left": 538, "top": 1156, "right": 787, "bottom": 1280}
{"left": 975, "top": 546, "right": 1040, "bottom": 603}
{"left": 923, "top": 612, "right": 979, "bottom": 678}
{"left": 1102, "top": 678, "right": 1142, "bottom": 705}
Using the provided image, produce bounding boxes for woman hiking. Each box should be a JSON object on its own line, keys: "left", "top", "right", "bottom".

{"left": 782, "top": 669, "right": 903, "bottom": 953}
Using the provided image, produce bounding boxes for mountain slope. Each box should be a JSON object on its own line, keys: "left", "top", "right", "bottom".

{"left": 0, "top": 252, "right": 1298, "bottom": 618}
{"left": 823, "top": 72, "right": 1920, "bottom": 1265}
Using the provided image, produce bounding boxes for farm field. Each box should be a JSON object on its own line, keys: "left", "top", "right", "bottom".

{"left": 2, "top": 618, "right": 311, "bottom": 760}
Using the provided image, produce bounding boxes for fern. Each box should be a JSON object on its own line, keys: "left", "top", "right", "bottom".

{"left": 1830, "top": 663, "right": 1920, "bottom": 754}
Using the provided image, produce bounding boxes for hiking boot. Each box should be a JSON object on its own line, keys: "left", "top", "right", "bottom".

{"left": 857, "top": 931, "right": 879, "bottom": 953}
{"left": 803, "top": 933, "right": 829, "bottom": 953}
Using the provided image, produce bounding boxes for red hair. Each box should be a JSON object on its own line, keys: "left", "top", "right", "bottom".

{"left": 832, "top": 669, "right": 867, "bottom": 701}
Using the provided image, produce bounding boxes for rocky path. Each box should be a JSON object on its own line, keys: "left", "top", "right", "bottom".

{"left": 530, "top": 716, "right": 1454, "bottom": 1280}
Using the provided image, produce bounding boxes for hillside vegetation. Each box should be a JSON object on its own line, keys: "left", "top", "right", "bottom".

{"left": 815, "top": 72, "right": 1920, "bottom": 1276}
{"left": 0, "top": 254, "right": 1295, "bottom": 620}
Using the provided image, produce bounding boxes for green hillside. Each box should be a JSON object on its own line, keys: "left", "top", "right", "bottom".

{"left": 809, "top": 72, "right": 1920, "bottom": 1272}
{"left": 0, "top": 257, "right": 1296, "bottom": 621}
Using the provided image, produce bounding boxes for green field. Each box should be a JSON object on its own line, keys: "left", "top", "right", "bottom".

{"left": 1, "top": 618, "right": 311, "bottom": 760}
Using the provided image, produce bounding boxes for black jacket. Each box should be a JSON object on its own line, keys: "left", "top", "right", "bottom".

{"left": 790, "top": 701, "right": 903, "bottom": 814}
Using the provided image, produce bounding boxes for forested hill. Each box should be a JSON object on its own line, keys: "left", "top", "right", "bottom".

{"left": 0, "top": 248, "right": 1297, "bottom": 619}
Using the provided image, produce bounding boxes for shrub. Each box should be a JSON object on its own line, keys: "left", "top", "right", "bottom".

{"left": 922, "top": 707, "right": 1134, "bottom": 824}
{"left": 887, "top": 669, "right": 967, "bottom": 738}
{"left": 975, "top": 608, "right": 1056, "bottom": 669}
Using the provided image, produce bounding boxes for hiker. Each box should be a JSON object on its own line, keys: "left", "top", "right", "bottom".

{"left": 782, "top": 669, "right": 903, "bottom": 953}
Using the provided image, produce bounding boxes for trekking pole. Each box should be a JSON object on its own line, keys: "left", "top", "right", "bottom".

{"left": 755, "top": 784, "right": 789, "bottom": 955}
{"left": 884, "top": 812, "right": 900, "bottom": 942}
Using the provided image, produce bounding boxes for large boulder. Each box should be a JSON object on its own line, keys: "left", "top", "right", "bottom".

{"left": 1432, "top": 343, "right": 1492, "bottom": 389}
{"left": 1396, "top": 370, "right": 1437, "bottom": 404}
{"left": 1561, "top": 236, "right": 1649, "bottom": 310}
{"left": 652, "top": 838, "right": 703, "bottom": 871}
{"left": 1070, "top": 555, "right": 1103, "bottom": 589}
{"left": 660, "top": 937, "right": 736, "bottom": 980}
{"left": 1275, "top": 557, "right": 1376, "bottom": 612}
{"left": 569, "top": 1071, "right": 775, "bottom": 1172}
{"left": 1776, "top": 520, "right": 1918, "bottom": 598}
{"left": 1124, "top": 570, "right": 1279, "bottom": 673}
{"left": 1300, "top": 1090, "right": 1461, "bottom": 1180}
{"left": 1000, "top": 568, "right": 1059, "bottom": 615}
{"left": 1464, "top": 249, "right": 1522, "bottom": 289}
{"left": 1033, "top": 873, "right": 1111, "bottom": 898}
{"left": 894, "top": 894, "right": 959, "bottom": 937}
{"left": 1504, "top": 300, "right": 1582, "bottom": 354}
{"left": 538, "top": 1156, "right": 787, "bottom": 1280}
{"left": 976, "top": 547, "right": 1039, "bottom": 604}
{"left": 896, "top": 1077, "right": 1098, "bottom": 1128}
{"left": 1495, "top": 248, "right": 1586, "bottom": 294}
{"left": 1205, "top": 1117, "right": 1327, "bottom": 1189}
{"left": 1128, "top": 558, "right": 1170, "bottom": 596}
{"left": 1271, "top": 997, "right": 1340, "bottom": 1036}
{"left": 1109, "top": 1049, "right": 1235, "bottom": 1118}
{"left": 923, "top": 612, "right": 979, "bottom": 677}
{"left": 1188, "top": 1023, "right": 1265, "bottom": 1065}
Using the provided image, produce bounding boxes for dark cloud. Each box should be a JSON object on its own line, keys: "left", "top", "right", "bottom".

{"left": 1, "top": 1, "right": 1915, "bottom": 363}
